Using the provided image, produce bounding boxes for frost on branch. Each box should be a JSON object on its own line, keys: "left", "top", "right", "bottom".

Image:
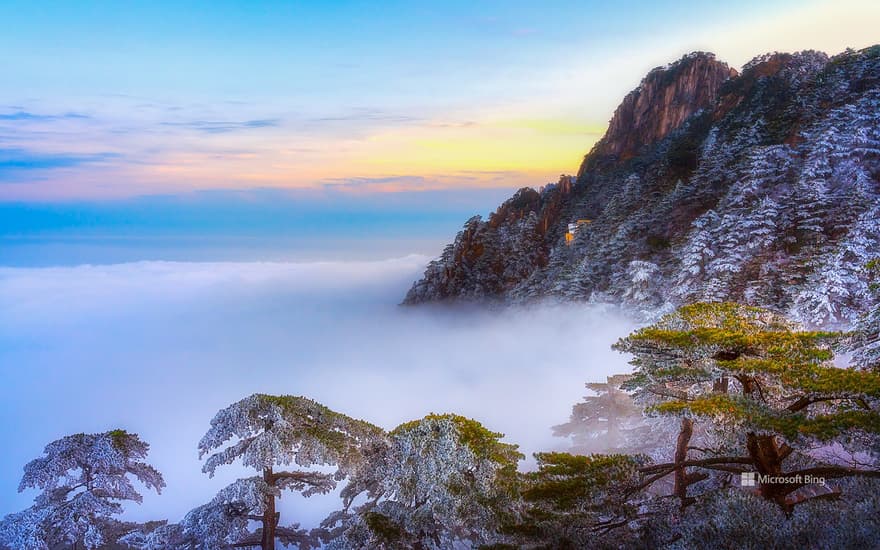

{"left": 0, "top": 430, "right": 164, "bottom": 550}
{"left": 199, "top": 394, "right": 383, "bottom": 478}
{"left": 193, "top": 394, "right": 383, "bottom": 549}
{"left": 321, "top": 414, "right": 522, "bottom": 549}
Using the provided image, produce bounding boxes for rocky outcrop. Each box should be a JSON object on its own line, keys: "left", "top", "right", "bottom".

{"left": 404, "top": 47, "right": 880, "bottom": 327}
{"left": 585, "top": 52, "right": 737, "bottom": 164}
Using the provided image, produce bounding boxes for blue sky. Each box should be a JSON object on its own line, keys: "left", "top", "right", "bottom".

{"left": 0, "top": 0, "right": 877, "bottom": 262}
{"left": 0, "top": 1, "right": 784, "bottom": 98}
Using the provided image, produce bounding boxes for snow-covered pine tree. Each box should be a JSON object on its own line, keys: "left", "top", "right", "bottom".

{"left": 849, "top": 258, "right": 880, "bottom": 372}
{"left": 673, "top": 209, "right": 719, "bottom": 302}
{"left": 0, "top": 430, "right": 164, "bottom": 550}
{"left": 121, "top": 476, "right": 316, "bottom": 549}
{"left": 188, "top": 394, "right": 383, "bottom": 550}
{"left": 320, "top": 414, "right": 522, "bottom": 550}
{"left": 622, "top": 260, "right": 663, "bottom": 309}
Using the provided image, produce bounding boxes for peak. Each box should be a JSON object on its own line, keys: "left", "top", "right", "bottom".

{"left": 648, "top": 51, "right": 723, "bottom": 75}
{"left": 585, "top": 53, "right": 736, "bottom": 163}
{"left": 637, "top": 52, "right": 730, "bottom": 95}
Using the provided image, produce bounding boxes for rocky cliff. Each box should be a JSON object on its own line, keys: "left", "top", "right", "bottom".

{"left": 588, "top": 52, "right": 737, "bottom": 162}
{"left": 404, "top": 47, "right": 880, "bottom": 327}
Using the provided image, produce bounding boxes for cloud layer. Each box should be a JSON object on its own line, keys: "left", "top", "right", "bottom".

{"left": 0, "top": 256, "right": 636, "bottom": 528}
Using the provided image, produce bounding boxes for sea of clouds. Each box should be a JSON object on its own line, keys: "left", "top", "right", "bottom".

{"left": 0, "top": 256, "right": 636, "bottom": 528}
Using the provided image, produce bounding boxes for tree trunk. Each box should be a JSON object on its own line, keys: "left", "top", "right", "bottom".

{"left": 746, "top": 433, "right": 791, "bottom": 511}
{"left": 673, "top": 418, "right": 695, "bottom": 508}
{"left": 262, "top": 467, "right": 276, "bottom": 550}
{"left": 607, "top": 399, "right": 621, "bottom": 447}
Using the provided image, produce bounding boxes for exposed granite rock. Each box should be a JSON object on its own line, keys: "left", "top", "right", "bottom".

{"left": 586, "top": 52, "right": 737, "bottom": 164}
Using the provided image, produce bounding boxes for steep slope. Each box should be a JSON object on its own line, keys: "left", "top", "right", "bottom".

{"left": 404, "top": 47, "right": 880, "bottom": 327}
{"left": 588, "top": 52, "right": 737, "bottom": 161}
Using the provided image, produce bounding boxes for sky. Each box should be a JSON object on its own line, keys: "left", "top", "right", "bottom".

{"left": 1, "top": 0, "right": 878, "bottom": 259}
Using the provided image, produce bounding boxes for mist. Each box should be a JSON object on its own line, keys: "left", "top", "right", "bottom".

{"left": 0, "top": 256, "right": 636, "bottom": 528}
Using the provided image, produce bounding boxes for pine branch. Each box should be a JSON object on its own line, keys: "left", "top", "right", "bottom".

{"left": 639, "top": 456, "right": 753, "bottom": 475}
{"left": 270, "top": 470, "right": 331, "bottom": 485}
{"left": 786, "top": 395, "right": 866, "bottom": 412}
{"left": 647, "top": 385, "right": 691, "bottom": 401}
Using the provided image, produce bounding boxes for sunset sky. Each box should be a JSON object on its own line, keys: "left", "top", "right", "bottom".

{"left": 1, "top": 0, "right": 878, "bottom": 260}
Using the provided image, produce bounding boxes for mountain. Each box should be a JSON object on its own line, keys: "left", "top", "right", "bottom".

{"left": 403, "top": 47, "right": 880, "bottom": 327}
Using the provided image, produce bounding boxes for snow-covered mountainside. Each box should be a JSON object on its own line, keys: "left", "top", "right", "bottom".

{"left": 404, "top": 47, "right": 880, "bottom": 327}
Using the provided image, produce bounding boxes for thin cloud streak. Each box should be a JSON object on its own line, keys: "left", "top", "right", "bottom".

{"left": 0, "top": 148, "right": 119, "bottom": 182}
{"left": 0, "top": 110, "right": 90, "bottom": 122}
{"left": 159, "top": 118, "right": 281, "bottom": 133}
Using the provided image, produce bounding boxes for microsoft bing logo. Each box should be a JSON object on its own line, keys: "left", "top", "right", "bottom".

{"left": 740, "top": 471, "right": 826, "bottom": 487}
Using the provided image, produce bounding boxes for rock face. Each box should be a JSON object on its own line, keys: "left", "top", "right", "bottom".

{"left": 588, "top": 52, "right": 738, "bottom": 162}
{"left": 404, "top": 47, "right": 880, "bottom": 327}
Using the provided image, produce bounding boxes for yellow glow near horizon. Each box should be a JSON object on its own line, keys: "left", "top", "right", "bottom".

{"left": 353, "top": 119, "right": 603, "bottom": 178}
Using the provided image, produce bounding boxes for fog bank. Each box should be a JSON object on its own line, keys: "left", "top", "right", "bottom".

{"left": 0, "top": 256, "right": 635, "bottom": 527}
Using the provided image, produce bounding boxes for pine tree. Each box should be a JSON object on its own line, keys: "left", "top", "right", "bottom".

{"left": 0, "top": 430, "right": 164, "bottom": 550}
{"left": 501, "top": 452, "right": 649, "bottom": 548}
{"left": 321, "top": 414, "right": 522, "bottom": 549}
{"left": 553, "top": 375, "right": 654, "bottom": 455}
{"left": 614, "top": 302, "right": 880, "bottom": 511}
{"left": 194, "top": 394, "right": 383, "bottom": 550}
{"left": 849, "top": 259, "right": 880, "bottom": 371}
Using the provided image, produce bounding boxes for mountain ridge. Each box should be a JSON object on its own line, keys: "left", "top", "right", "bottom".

{"left": 403, "top": 46, "right": 880, "bottom": 327}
